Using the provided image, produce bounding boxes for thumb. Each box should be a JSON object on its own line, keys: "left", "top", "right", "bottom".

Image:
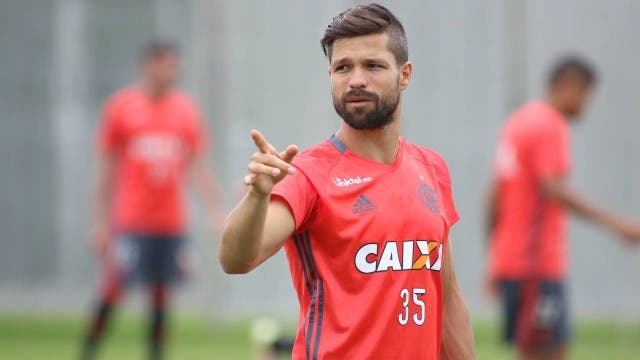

{"left": 281, "top": 144, "right": 298, "bottom": 163}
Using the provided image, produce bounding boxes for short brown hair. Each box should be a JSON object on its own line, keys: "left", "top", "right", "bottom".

{"left": 548, "top": 56, "right": 597, "bottom": 87}
{"left": 321, "top": 3, "right": 408, "bottom": 65}
{"left": 140, "top": 40, "right": 178, "bottom": 62}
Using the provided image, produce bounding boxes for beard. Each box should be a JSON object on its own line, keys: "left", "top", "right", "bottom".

{"left": 333, "top": 85, "right": 400, "bottom": 130}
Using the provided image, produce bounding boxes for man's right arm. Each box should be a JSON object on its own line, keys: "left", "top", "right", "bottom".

{"left": 220, "top": 191, "right": 295, "bottom": 274}
{"left": 542, "top": 176, "right": 640, "bottom": 243}
{"left": 484, "top": 181, "right": 498, "bottom": 242}
{"left": 530, "top": 118, "right": 640, "bottom": 244}
{"left": 219, "top": 130, "right": 298, "bottom": 274}
{"left": 90, "top": 154, "right": 115, "bottom": 256}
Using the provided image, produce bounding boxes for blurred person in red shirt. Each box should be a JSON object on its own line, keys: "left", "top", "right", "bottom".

{"left": 79, "top": 40, "right": 222, "bottom": 360}
{"left": 486, "top": 57, "right": 640, "bottom": 360}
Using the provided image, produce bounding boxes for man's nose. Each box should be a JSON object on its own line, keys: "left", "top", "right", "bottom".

{"left": 348, "top": 66, "right": 368, "bottom": 89}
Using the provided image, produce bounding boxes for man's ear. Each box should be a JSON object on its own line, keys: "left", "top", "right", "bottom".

{"left": 399, "top": 61, "right": 413, "bottom": 90}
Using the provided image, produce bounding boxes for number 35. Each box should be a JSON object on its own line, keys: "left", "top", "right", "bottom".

{"left": 398, "top": 288, "right": 426, "bottom": 326}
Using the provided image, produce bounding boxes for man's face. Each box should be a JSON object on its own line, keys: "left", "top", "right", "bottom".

{"left": 557, "top": 75, "right": 593, "bottom": 118}
{"left": 143, "top": 52, "right": 179, "bottom": 93}
{"left": 329, "top": 33, "right": 411, "bottom": 130}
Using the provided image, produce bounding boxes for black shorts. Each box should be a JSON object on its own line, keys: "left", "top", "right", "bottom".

{"left": 111, "top": 233, "right": 185, "bottom": 285}
{"left": 499, "top": 280, "right": 570, "bottom": 349}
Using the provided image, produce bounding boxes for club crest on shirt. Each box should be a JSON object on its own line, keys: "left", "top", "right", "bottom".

{"left": 418, "top": 183, "right": 440, "bottom": 213}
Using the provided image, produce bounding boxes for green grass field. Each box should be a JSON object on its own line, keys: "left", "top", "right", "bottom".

{"left": 0, "top": 314, "right": 638, "bottom": 359}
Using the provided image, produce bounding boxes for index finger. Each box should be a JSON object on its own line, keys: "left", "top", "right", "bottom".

{"left": 251, "top": 129, "right": 271, "bottom": 154}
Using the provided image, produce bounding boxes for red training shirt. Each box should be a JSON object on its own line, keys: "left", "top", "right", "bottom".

{"left": 489, "top": 101, "right": 571, "bottom": 280}
{"left": 97, "top": 87, "right": 207, "bottom": 235}
{"left": 272, "top": 135, "right": 459, "bottom": 359}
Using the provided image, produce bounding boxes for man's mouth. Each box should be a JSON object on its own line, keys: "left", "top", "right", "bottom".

{"left": 346, "top": 96, "right": 374, "bottom": 105}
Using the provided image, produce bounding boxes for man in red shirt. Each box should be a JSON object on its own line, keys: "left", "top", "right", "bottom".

{"left": 220, "top": 4, "right": 475, "bottom": 359}
{"left": 486, "top": 57, "right": 640, "bottom": 360}
{"left": 80, "top": 41, "right": 222, "bottom": 360}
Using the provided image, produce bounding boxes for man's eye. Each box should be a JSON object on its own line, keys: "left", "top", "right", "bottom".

{"left": 368, "top": 63, "right": 383, "bottom": 69}
{"left": 335, "top": 65, "right": 349, "bottom": 72}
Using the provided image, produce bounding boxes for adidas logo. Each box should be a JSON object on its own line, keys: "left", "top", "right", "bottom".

{"left": 352, "top": 194, "right": 378, "bottom": 214}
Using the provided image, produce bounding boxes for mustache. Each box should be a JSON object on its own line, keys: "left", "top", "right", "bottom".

{"left": 342, "top": 89, "right": 379, "bottom": 101}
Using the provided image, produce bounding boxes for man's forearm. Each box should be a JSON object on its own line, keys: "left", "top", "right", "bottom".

{"left": 91, "top": 158, "right": 114, "bottom": 228}
{"left": 192, "top": 160, "right": 222, "bottom": 211}
{"left": 219, "top": 189, "right": 269, "bottom": 274}
{"left": 543, "top": 179, "right": 618, "bottom": 229}
{"left": 92, "top": 182, "right": 108, "bottom": 222}
{"left": 440, "top": 283, "right": 476, "bottom": 360}
{"left": 484, "top": 182, "right": 498, "bottom": 242}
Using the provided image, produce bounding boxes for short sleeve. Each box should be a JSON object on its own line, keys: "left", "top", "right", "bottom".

{"left": 435, "top": 159, "right": 460, "bottom": 228}
{"left": 530, "top": 120, "right": 571, "bottom": 179}
{"left": 96, "top": 97, "right": 123, "bottom": 155}
{"left": 271, "top": 171, "right": 318, "bottom": 232}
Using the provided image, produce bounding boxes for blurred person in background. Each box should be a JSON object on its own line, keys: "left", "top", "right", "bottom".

{"left": 79, "top": 40, "right": 222, "bottom": 360}
{"left": 485, "top": 56, "right": 640, "bottom": 360}
{"left": 220, "top": 3, "right": 475, "bottom": 359}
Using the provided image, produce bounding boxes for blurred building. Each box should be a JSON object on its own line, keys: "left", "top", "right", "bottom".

{"left": 1, "top": 0, "right": 640, "bottom": 318}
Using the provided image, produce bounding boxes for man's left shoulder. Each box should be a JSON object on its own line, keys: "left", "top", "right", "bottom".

{"left": 405, "top": 141, "right": 450, "bottom": 172}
